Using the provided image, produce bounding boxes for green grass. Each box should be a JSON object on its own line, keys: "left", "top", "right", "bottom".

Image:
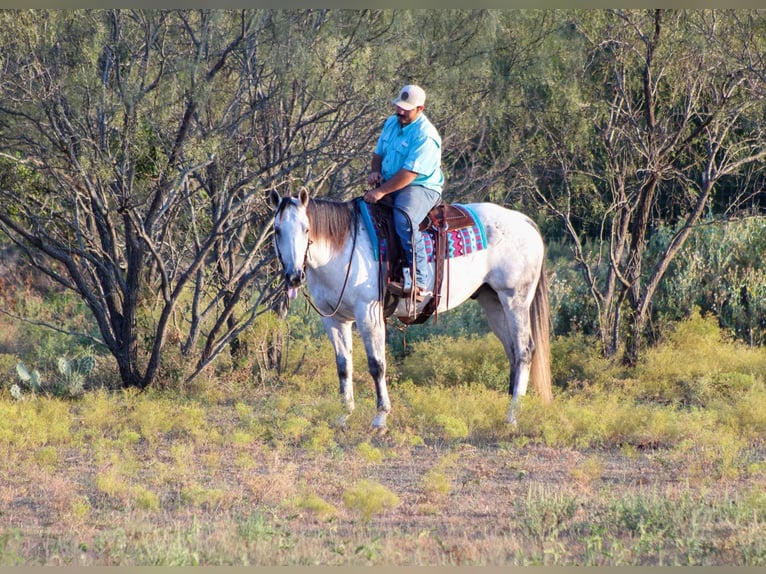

{"left": 0, "top": 313, "right": 764, "bottom": 565}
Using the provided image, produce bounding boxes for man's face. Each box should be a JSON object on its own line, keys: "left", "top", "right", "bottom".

{"left": 395, "top": 105, "right": 422, "bottom": 126}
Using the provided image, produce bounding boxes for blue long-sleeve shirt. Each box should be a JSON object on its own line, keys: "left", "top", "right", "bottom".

{"left": 374, "top": 113, "right": 444, "bottom": 193}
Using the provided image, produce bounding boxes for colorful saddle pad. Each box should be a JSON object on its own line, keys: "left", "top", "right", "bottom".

{"left": 357, "top": 200, "right": 487, "bottom": 263}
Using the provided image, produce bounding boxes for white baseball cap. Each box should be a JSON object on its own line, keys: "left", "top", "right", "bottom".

{"left": 392, "top": 84, "right": 426, "bottom": 110}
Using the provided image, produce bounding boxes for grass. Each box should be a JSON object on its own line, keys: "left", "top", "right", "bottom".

{"left": 0, "top": 313, "right": 764, "bottom": 565}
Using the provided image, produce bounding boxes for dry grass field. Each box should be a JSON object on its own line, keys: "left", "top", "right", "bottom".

{"left": 1, "top": 275, "right": 765, "bottom": 566}
{"left": 0, "top": 367, "right": 764, "bottom": 566}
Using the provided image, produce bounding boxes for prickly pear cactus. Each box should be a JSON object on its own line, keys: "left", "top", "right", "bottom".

{"left": 74, "top": 355, "right": 96, "bottom": 375}
{"left": 16, "top": 362, "right": 42, "bottom": 393}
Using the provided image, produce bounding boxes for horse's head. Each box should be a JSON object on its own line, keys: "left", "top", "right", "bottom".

{"left": 269, "top": 187, "right": 311, "bottom": 300}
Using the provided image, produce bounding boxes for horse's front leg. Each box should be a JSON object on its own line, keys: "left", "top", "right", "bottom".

{"left": 356, "top": 304, "right": 390, "bottom": 433}
{"left": 322, "top": 317, "right": 355, "bottom": 428}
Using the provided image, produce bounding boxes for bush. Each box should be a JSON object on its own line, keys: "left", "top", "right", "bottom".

{"left": 342, "top": 479, "right": 400, "bottom": 523}
{"left": 635, "top": 309, "right": 766, "bottom": 408}
{"left": 653, "top": 217, "right": 766, "bottom": 346}
{"left": 399, "top": 333, "right": 507, "bottom": 390}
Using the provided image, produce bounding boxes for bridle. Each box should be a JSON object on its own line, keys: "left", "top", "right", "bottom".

{"left": 275, "top": 199, "right": 359, "bottom": 318}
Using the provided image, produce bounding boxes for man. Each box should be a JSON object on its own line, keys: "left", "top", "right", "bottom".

{"left": 363, "top": 84, "right": 444, "bottom": 302}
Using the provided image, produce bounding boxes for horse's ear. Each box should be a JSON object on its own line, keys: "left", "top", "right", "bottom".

{"left": 298, "top": 187, "right": 310, "bottom": 207}
{"left": 267, "top": 189, "right": 281, "bottom": 211}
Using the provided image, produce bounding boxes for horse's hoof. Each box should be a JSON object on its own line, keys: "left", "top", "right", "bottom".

{"left": 334, "top": 414, "right": 349, "bottom": 431}
{"left": 370, "top": 425, "right": 388, "bottom": 437}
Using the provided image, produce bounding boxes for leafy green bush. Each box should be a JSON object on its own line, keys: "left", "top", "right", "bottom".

{"left": 653, "top": 217, "right": 766, "bottom": 346}
{"left": 342, "top": 479, "right": 400, "bottom": 523}
{"left": 636, "top": 309, "right": 766, "bottom": 408}
{"left": 394, "top": 380, "right": 508, "bottom": 441}
{"left": 399, "top": 333, "right": 507, "bottom": 390}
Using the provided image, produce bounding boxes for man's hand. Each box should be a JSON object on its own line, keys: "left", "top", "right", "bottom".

{"left": 367, "top": 170, "right": 382, "bottom": 187}
{"left": 363, "top": 188, "right": 386, "bottom": 203}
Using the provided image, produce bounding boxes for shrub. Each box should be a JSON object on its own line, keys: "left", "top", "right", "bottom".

{"left": 289, "top": 492, "right": 338, "bottom": 520}
{"left": 399, "top": 334, "right": 507, "bottom": 390}
{"left": 654, "top": 217, "right": 766, "bottom": 346}
{"left": 636, "top": 309, "right": 766, "bottom": 408}
{"left": 342, "top": 479, "right": 400, "bottom": 523}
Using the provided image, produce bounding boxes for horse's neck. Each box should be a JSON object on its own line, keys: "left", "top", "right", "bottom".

{"left": 306, "top": 236, "right": 351, "bottom": 270}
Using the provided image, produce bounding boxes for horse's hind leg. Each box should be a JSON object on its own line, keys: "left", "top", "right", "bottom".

{"left": 322, "top": 317, "right": 355, "bottom": 427}
{"left": 475, "top": 287, "right": 533, "bottom": 426}
{"left": 356, "top": 308, "right": 390, "bottom": 433}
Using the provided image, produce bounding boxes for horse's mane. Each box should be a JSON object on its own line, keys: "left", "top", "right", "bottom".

{"left": 306, "top": 198, "right": 355, "bottom": 254}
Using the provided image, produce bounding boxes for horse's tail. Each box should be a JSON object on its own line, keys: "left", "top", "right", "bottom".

{"left": 530, "top": 259, "right": 553, "bottom": 403}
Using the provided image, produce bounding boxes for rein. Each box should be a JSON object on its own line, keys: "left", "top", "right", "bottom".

{"left": 301, "top": 202, "right": 359, "bottom": 318}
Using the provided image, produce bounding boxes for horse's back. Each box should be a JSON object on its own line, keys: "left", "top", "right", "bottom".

{"left": 463, "top": 202, "right": 545, "bottom": 276}
{"left": 421, "top": 202, "right": 544, "bottom": 313}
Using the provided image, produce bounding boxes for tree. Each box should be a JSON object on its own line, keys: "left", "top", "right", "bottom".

{"left": 0, "top": 9, "right": 395, "bottom": 388}
{"left": 521, "top": 9, "right": 766, "bottom": 363}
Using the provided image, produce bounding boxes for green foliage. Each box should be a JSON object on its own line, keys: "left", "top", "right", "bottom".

{"left": 654, "top": 217, "right": 766, "bottom": 347}
{"left": 550, "top": 332, "right": 623, "bottom": 389}
{"left": 636, "top": 309, "right": 766, "bottom": 408}
{"left": 519, "top": 484, "right": 580, "bottom": 551}
{"left": 395, "top": 380, "right": 508, "bottom": 441}
{"left": 546, "top": 240, "right": 600, "bottom": 336}
{"left": 399, "top": 333, "right": 507, "bottom": 390}
{"left": 385, "top": 299, "right": 490, "bottom": 357}
{"left": 13, "top": 354, "right": 96, "bottom": 399}
{"left": 357, "top": 441, "right": 384, "bottom": 464}
{"left": 342, "top": 479, "right": 400, "bottom": 523}
{"left": 289, "top": 492, "right": 338, "bottom": 521}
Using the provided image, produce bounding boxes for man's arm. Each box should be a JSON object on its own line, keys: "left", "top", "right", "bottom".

{"left": 364, "top": 167, "right": 418, "bottom": 203}
{"left": 368, "top": 153, "right": 383, "bottom": 187}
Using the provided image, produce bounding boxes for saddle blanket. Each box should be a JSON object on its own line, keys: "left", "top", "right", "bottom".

{"left": 357, "top": 200, "right": 487, "bottom": 263}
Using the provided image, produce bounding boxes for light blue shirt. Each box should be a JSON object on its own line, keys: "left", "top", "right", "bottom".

{"left": 375, "top": 113, "right": 444, "bottom": 193}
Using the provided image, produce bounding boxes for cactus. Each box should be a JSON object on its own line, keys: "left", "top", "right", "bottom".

{"left": 14, "top": 355, "right": 96, "bottom": 399}
{"left": 16, "top": 362, "right": 43, "bottom": 393}
{"left": 10, "top": 383, "right": 23, "bottom": 401}
{"left": 56, "top": 355, "right": 96, "bottom": 398}
{"left": 73, "top": 355, "right": 96, "bottom": 375}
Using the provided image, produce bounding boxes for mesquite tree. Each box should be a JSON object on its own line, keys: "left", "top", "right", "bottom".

{"left": 521, "top": 9, "right": 766, "bottom": 363}
{"left": 0, "top": 10, "right": 388, "bottom": 388}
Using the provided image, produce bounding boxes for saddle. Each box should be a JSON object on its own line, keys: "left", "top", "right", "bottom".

{"left": 361, "top": 197, "right": 477, "bottom": 324}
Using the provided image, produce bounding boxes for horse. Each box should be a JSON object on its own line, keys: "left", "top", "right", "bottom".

{"left": 269, "top": 187, "right": 552, "bottom": 432}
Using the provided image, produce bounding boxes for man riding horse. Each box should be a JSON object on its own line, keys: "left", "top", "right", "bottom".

{"left": 363, "top": 84, "right": 444, "bottom": 303}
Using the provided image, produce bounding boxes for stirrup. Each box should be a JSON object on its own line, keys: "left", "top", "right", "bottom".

{"left": 387, "top": 267, "right": 413, "bottom": 297}
{"left": 414, "top": 286, "right": 432, "bottom": 302}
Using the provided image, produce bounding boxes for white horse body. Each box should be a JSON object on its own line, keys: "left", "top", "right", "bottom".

{"left": 271, "top": 189, "right": 552, "bottom": 431}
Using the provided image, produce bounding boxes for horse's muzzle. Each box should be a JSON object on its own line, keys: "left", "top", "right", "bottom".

{"left": 285, "top": 270, "right": 305, "bottom": 300}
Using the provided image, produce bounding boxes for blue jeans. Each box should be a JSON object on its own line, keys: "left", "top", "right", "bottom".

{"left": 392, "top": 185, "right": 441, "bottom": 287}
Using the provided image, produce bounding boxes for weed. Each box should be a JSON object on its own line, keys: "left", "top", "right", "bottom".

{"left": 303, "top": 422, "right": 337, "bottom": 454}
{"left": 520, "top": 485, "right": 579, "bottom": 545}
{"left": 421, "top": 469, "right": 451, "bottom": 501}
{"left": 0, "top": 529, "right": 23, "bottom": 566}
{"left": 342, "top": 479, "right": 400, "bottom": 523}
{"left": 289, "top": 492, "right": 338, "bottom": 521}
{"left": 180, "top": 483, "right": 225, "bottom": 509}
{"left": 400, "top": 334, "right": 508, "bottom": 391}
{"left": 67, "top": 494, "right": 91, "bottom": 522}
{"left": 434, "top": 414, "right": 469, "bottom": 441}
{"left": 34, "top": 445, "right": 58, "bottom": 471}
{"left": 133, "top": 486, "right": 160, "bottom": 512}
{"left": 357, "top": 441, "right": 384, "bottom": 464}
{"left": 569, "top": 454, "right": 603, "bottom": 488}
